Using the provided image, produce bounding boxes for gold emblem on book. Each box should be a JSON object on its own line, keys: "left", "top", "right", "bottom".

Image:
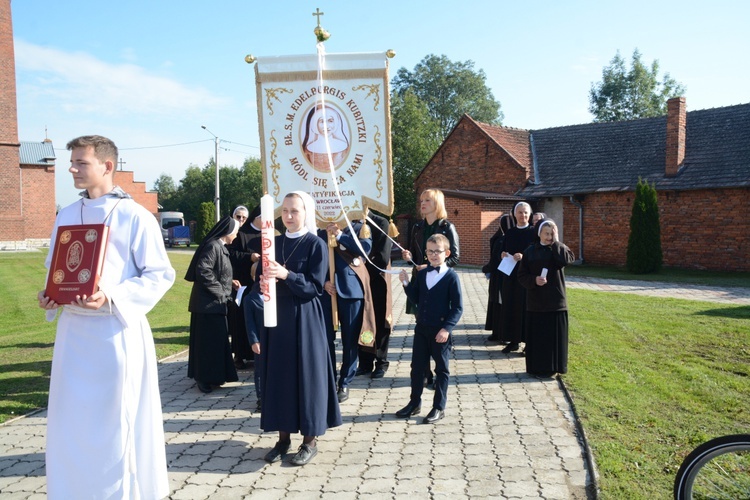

{"left": 52, "top": 270, "right": 65, "bottom": 284}
{"left": 60, "top": 230, "right": 72, "bottom": 244}
{"left": 66, "top": 241, "right": 83, "bottom": 272}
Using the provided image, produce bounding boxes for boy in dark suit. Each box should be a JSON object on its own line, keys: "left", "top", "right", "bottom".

{"left": 396, "top": 234, "right": 463, "bottom": 423}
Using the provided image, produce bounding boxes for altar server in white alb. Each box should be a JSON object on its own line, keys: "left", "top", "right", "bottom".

{"left": 37, "top": 135, "right": 175, "bottom": 499}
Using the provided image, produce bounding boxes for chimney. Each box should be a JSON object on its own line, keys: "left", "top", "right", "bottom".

{"left": 665, "top": 97, "right": 686, "bottom": 177}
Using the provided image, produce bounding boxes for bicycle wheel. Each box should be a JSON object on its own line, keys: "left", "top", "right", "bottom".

{"left": 674, "top": 434, "right": 750, "bottom": 499}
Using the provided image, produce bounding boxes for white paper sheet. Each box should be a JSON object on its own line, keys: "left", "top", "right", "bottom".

{"left": 498, "top": 255, "right": 518, "bottom": 276}
{"left": 235, "top": 285, "right": 247, "bottom": 306}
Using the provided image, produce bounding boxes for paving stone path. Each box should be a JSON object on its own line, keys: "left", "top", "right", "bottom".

{"left": 4, "top": 266, "right": 746, "bottom": 498}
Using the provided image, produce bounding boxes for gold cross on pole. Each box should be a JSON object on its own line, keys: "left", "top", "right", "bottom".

{"left": 312, "top": 7, "right": 324, "bottom": 27}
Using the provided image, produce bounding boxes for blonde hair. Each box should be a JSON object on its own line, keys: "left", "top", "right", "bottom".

{"left": 421, "top": 188, "right": 448, "bottom": 220}
{"left": 427, "top": 233, "right": 450, "bottom": 249}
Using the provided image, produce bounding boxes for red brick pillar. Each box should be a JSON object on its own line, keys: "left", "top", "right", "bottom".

{"left": 666, "top": 97, "right": 686, "bottom": 177}
{"left": 0, "top": 0, "right": 22, "bottom": 239}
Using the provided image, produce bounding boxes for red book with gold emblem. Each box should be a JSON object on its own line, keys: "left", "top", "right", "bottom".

{"left": 45, "top": 224, "right": 110, "bottom": 304}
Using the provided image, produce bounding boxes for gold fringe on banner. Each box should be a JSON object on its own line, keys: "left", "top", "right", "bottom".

{"left": 388, "top": 219, "right": 399, "bottom": 238}
{"left": 359, "top": 206, "right": 371, "bottom": 239}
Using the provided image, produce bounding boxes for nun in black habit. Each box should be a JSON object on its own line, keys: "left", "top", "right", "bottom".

{"left": 185, "top": 216, "right": 241, "bottom": 393}
{"left": 483, "top": 214, "right": 515, "bottom": 342}
{"left": 517, "top": 219, "right": 575, "bottom": 376}
{"left": 498, "top": 202, "right": 537, "bottom": 353}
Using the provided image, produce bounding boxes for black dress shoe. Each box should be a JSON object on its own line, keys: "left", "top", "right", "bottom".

{"left": 501, "top": 342, "right": 520, "bottom": 353}
{"left": 290, "top": 442, "right": 318, "bottom": 466}
{"left": 355, "top": 366, "right": 373, "bottom": 376}
{"left": 337, "top": 386, "right": 349, "bottom": 403}
{"left": 371, "top": 367, "right": 386, "bottom": 379}
{"left": 197, "top": 382, "right": 213, "bottom": 393}
{"left": 263, "top": 440, "right": 291, "bottom": 463}
{"left": 396, "top": 402, "right": 421, "bottom": 418}
{"left": 423, "top": 408, "right": 444, "bottom": 424}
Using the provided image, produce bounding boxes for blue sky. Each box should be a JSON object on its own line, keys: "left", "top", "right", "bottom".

{"left": 11, "top": 0, "right": 750, "bottom": 208}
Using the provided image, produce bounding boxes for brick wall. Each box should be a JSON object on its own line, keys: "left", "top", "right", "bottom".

{"left": 113, "top": 170, "right": 158, "bottom": 214}
{"left": 563, "top": 188, "right": 750, "bottom": 272}
{"left": 21, "top": 165, "right": 56, "bottom": 239}
{"left": 415, "top": 119, "right": 529, "bottom": 197}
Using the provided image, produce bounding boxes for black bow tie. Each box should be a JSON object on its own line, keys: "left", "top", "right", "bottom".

{"left": 426, "top": 265, "right": 440, "bottom": 273}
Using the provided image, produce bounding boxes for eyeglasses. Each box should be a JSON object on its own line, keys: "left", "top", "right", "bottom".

{"left": 235, "top": 215, "right": 247, "bottom": 221}
{"left": 425, "top": 249, "right": 445, "bottom": 256}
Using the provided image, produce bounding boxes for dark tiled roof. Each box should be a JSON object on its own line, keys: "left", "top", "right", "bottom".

{"left": 441, "top": 188, "right": 527, "bottom": 202}
{"left": 19, "top": 141, "right": 56, "bottom": 166}
{"left": 519, "top": 103, "right": 750, "bottom": 197}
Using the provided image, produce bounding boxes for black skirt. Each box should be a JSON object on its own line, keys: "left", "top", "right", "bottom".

{"left": 188, "top": 313, "right": 239, "bottom": 385}
{"left": 524, "top": 311, "right": 568, "bottom": 375}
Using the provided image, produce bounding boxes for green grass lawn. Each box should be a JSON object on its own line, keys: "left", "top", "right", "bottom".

{"left": 0, "top": 250, "right": 193, "bottom": 422}
{"left": 564, "top": 289, "right": 750, "bottom": 498}
{"left": 564, "top": 262, "right": 750, "bottom": 288}
{"left": 1, "top": 250, "right": 749, "bottom": 497}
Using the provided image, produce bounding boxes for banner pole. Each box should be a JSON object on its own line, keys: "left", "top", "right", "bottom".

{"left": 327, "top": 235, "right": 339, "bottom": 331}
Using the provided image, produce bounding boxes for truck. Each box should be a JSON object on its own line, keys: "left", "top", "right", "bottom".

{"left": 157, "top": 211, "right": 191, "bottom": 247}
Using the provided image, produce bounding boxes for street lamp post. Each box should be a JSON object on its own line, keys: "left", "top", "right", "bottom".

{"left": 201, "top": 125, "right": 220, "bottom": 222}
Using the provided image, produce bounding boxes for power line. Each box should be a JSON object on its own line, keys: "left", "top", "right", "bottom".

{"left": 53, "top": 138, "right": 260, "bottom": 154}
{"left": 222, "top": 139, "right": 259, "bottom": 149}
{"left": 120, "top": 139, "right": 212, "bottom": 151}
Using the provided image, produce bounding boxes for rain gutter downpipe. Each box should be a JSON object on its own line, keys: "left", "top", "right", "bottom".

{"left": 569, "top": 195, "right": 584, "bottom": 265}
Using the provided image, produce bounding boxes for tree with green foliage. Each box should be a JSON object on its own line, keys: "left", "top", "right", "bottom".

{"left": 392, "top": 54, "right": 503, "bottom": 140}
{"left": 196, "top": 201, "right": 216, "bottom": 244}
{"left": 153, "top": 174, "right": 178, "bottom": 211}
{"left": 589, "top": 49, "right": 686, "bottom": 122}
{"left": 627, "top": 178, "right": 663, "bottom": 274}
{"left": 171, "top": 164, "right": 213, "bottom": 223}
{"left": 390, "top": 54, "right": 503, "bottom": 215}
{"left": 222, "top": 158, "right": 264, "bottom": 214}
{"left": 390, "top": 90, "right": 442, "bottom": 216}
{"left": 154, "top": 156, "right": 264, "bottom": 224}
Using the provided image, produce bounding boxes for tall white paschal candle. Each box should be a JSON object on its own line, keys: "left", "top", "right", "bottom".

{"left": 260, "top": 194, "right": 277, "bottom": 327}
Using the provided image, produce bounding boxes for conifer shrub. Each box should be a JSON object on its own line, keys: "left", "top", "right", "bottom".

{"left": 626, "top": 178, "right": 663, "bottom": 273}
{"left": 197, "top": 202, "right": 216, "bottom": 243}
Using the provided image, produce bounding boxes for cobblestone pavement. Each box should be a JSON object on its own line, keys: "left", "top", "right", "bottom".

{"left": 12, "top": 266, "right": 748, "bottom": 498}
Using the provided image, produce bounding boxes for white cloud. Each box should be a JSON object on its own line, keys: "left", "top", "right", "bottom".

{"left": 14, "top": 39, "right": 226, "bottom": 117}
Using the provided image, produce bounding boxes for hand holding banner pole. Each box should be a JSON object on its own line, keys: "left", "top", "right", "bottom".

{"left": 327, "top": 231, "right": 339, "bottom": 331}
{"left": 260, "top": 194, "right": 277, "bottom": 327}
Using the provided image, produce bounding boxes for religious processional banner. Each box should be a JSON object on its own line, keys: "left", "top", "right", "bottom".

{"left": 255, "top": 51, "right": 393, "bottom": 225}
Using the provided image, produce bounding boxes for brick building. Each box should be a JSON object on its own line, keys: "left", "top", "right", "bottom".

{"left": 0, "top": 0, "right": 158, "bottom": 249}
{"left": 412, "top": 98, "right": 750, "bottom": 272}
{"left": 0, "top": 0, "right": 52, "bottom": 249}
